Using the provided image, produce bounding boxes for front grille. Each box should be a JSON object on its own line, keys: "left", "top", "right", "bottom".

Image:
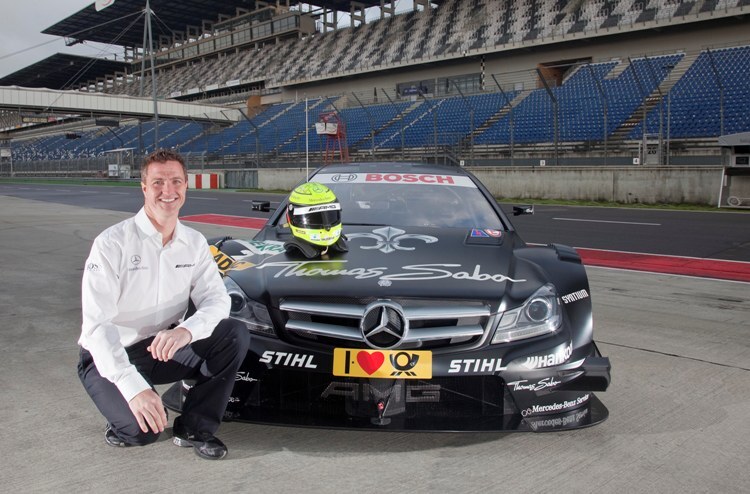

{"left": 280, "top": 297, "right": 492, "bottom": 351}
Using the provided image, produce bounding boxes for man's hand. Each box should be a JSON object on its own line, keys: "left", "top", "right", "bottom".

{"left": 147, "top": 326, "right": 192, "bottom": 362}
{"left": 128, "top": 389, "right": 168, "bottom": 434}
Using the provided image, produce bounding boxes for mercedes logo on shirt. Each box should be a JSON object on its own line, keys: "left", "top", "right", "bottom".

{"left": 130, "top": 255, "right": 142, "bottom": 266}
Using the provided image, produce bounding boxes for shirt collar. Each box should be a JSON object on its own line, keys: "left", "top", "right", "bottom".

{"left": 134, "top": 208, "right": 188, "bottom": 245}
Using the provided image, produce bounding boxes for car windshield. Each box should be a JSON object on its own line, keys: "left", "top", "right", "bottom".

{"left": 312, "top": 171, "right": 505, "bottom": 229}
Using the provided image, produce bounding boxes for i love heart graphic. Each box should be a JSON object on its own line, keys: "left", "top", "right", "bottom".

{"left": 357, "top": 351, "right": 385, "bottom": 375}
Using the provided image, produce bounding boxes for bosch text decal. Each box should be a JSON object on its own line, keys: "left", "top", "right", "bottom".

{"left": 314, "top": 172, "right": 476, "bottom": 188}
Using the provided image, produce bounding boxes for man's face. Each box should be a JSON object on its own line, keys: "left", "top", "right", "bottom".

{"left": 141, "top": 160, "right": 187, "bottom": 219}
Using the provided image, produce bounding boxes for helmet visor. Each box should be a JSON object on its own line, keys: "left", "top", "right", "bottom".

{"left": 289, "top": 203, "right": 341, "bottom": 229}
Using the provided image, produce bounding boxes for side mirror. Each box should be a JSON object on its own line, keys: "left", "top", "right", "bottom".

{"left": 251, "top": 200, "right": 271, "bottom": 212}
{"left": 513, "top": 205, "right": 534, "bottom": 216}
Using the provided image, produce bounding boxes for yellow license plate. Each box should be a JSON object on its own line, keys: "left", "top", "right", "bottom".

{"left": 333, "top": 348, "right": 432, "bottom": 379}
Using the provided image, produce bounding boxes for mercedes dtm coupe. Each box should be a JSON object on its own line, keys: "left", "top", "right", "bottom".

{"left": 163, "top": 162, "right": 611, "bottom": 432}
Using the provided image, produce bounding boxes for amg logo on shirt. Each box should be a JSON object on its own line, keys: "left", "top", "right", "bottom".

{"left": 175, "top": 263, "right": 195, "bottom": 268}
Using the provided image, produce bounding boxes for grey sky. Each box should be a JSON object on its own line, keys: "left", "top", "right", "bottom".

{"left": 0, "top": 0, "right": 119, "bottom": 78}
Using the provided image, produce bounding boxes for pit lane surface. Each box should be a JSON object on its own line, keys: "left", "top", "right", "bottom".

{"left": 1, "top": 194, "right": 748, "bottom": 493}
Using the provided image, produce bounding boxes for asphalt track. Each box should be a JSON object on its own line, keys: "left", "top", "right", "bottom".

{"left": 1, "top": 188, "right": 749, "bottom": 493}
{"left": 2, "top": 182, "right": 748, "bottom": 281}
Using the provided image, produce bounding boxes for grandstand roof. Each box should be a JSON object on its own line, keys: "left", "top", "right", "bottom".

{"left": 0, "top": 54, "right": 129, "bottom": 90}
{"left": 42, "top": 0, "right": 384, "bottom": 48}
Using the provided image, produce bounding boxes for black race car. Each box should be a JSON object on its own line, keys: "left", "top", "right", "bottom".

{"left": 164, "top": 162, "right": 611, "bottom": 431}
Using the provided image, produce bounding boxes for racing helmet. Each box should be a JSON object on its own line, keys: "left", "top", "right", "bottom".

{"left": 286, "top": 182, "right": 342, "bottom": 247}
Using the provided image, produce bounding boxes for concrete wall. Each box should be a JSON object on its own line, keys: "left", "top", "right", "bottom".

{"left": 245, "top": 166, "right": 726, "bottom": 205}
{"left": 470, "top": 166, "right": 724, "bottom": 204}
{"left": 257, "top": 167, "right": 309, "bottom": 190}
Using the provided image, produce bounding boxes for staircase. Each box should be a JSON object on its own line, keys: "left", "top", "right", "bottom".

{"left": 609, "top": 52, "right": 698, "bottom": 141}
{"left": 460, "top": 89, "right": 531, "bottom": 146}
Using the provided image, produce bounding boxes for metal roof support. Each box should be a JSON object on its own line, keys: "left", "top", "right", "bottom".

{"left": 380, "top": 0, "right": 395, "bottom": 19}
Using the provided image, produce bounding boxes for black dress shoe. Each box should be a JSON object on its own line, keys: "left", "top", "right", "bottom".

{"left": 172, "top": 420, "right": 227, "bottom": 460}
{"left": 104, "top": 424, "right": 131, "bottom": 448}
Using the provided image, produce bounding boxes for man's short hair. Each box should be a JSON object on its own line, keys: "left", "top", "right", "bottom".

{"left": 141, "top": 149, "right": 187, "bottom": 180}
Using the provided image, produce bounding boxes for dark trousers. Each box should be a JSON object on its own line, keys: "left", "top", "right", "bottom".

{"left": 78, "top": 318, "right": 249, "bottom": 446}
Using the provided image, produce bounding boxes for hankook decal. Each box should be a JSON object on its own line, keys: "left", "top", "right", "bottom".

{"left": 521, "top": 344, "right": 573, "bottom": 369}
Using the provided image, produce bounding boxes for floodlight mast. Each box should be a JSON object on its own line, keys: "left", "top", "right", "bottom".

{"left": 138, "top": 0, "right": 159, "bottom": 149}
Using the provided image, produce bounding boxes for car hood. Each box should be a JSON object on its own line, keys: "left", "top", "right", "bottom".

{"left": 224, "top": 225, "right": 544, "bottom": 308}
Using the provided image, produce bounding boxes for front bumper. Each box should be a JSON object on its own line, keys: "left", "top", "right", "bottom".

{"left": 163, "top": 337, "right": 611, "bottom": 432}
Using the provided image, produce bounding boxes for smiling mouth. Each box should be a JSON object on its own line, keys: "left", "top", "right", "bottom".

{"left": 160, "top": 198, "right": 178, "bottom": 203}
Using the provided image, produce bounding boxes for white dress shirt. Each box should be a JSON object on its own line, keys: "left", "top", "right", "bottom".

{"left": 80, "top": 208, "right": 230, "bottom": 402}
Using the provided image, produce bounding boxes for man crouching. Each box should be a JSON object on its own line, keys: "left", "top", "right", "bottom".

{"left": 77, "top": 149, "right": 249, "bottom": 460}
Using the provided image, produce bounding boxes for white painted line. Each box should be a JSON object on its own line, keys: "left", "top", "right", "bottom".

{"left": 190, "top": 197, "right": 218, "bottom": 201}
{"left": 54, "top": 189, "right": 71, "bottom": 192}
{"left": 110, "top": 192, "right": 130, "bottom": 195}
{"left": 587, "top": 265, "right": 750, "bottom": 285}
{"left": 553, "top": 217, "right": 661, "bottom": 226}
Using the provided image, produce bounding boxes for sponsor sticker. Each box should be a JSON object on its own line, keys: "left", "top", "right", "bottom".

{"left": 526, "top": 408, "right": 590, "bottom": 431}
{"left": 521, "top": 393, "right": 590, "bottom": 417}
{"left": 561, "top": 289, "right": 589, "bottom": 304}
{"left": 235, "top": 371, "right": 258, "bottom": 382}
{"left": 292, "top": 203, "right": 341, "bottom": 215}
{"left": 210, "top": 245, "right": 234, "bottom": 274}
{"left": 259, "top": 350, "right": 317, "bottom": 369}
{"left": 506, "top": 376, "right": 561, "bottom": 392}
{"left": 521, "top": 344, "right": 573, "bottom": 369}
{"left": 321, "top": 382, "right": 441, "bottom": 402}
{"left": 314, "top": 173, "right": 476, "bottom": 188}
{"left": 333, "top": 348, "right": 432, "bottom": 379}
{"left": 448, "top": 358, "right": 505, "bottom": 374}
{"left": 210, "top": 245, "right": 255, "bottom": 273}
{"left": 255, "top": 260, "right": 526, "bottom": 284}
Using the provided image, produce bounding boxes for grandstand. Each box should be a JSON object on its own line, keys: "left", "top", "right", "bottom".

{"left": 1, "top": 0, "right": 749, "bottom": 173}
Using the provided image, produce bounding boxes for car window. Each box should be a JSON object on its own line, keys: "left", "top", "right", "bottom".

{"left": 315, "top": 174, "right": 504, "bottom": 229}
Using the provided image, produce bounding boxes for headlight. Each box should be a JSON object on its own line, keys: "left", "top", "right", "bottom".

{"left": 224, "top": 276, "right": 276, "bottom": 338}
{"left": 492, "top": 284, "right": 562, "bottom": 344}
